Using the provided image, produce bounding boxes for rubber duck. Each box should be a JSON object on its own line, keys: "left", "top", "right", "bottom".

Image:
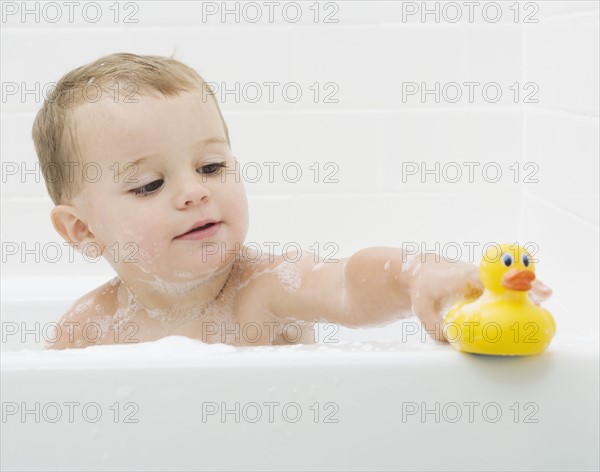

{"left": 443, "top": 243, "right": 555, "bottom": 356}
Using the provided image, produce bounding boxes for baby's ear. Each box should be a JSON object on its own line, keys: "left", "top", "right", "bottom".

{"left": 50, "top": 205, "right": 95, "bottom": 247}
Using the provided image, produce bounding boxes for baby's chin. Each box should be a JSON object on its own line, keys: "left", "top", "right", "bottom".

{"left": 107, "top": 237, "right": 244, "bottom": 281}
{"left": 117, "top": 255, "right": 233, "bottom": 283}
{"left": 165, "top": 259, "right": 234, "bottom": 281}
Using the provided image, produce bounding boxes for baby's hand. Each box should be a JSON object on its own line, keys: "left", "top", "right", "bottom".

{"left": 529, "top": 279, "right": 553, "bottom": 306}
{"left": 407, "top": 256, "right": 553, "bottom": 343}
{"left": 408, "top": 257, "right": 482, "bottom": 343}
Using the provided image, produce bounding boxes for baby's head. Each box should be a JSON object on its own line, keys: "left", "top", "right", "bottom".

{"left": 32, "top": 53, "right": 249, "bottom": 284}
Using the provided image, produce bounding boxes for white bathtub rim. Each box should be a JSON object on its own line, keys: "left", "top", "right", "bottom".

{"left": 1, "top": 335, "right": 597, "bottom": 371}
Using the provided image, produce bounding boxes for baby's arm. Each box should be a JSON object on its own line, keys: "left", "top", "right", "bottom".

{"left": 265, "top": 247, "right": 552, "bottom": 342}
{"left": 265, "top": 247, "right": 426, "bottom": 329}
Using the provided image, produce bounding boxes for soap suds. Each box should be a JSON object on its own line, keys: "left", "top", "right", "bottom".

{"left": 402, "top": 253, "right": 419, "bottom": 274}
{"left": 83, "top": 245, "right": 313, "bottom": 344}
{"left": 74, "top": 300, "right": 93, "bottom": 315}
{"left": 274, "top": 261, "right": 302, "bottom": 293}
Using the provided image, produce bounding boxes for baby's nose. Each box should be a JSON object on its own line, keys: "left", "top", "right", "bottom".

{"left": 175, "top": 177, "right": 210, "bottom": 208}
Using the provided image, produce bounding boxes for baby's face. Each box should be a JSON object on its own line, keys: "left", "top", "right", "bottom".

{"left": 71, "top": 88, "right": 249, "bottom": 283}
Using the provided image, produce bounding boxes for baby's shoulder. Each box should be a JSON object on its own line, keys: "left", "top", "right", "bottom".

{"left": 234, "top": 248, "right": 298, "bottom": 286}
{"left": 46, "top": 277, "right": 121, "bottom": 350}
{"left": 232, "top": 247, "right": 315, "bottom": 300}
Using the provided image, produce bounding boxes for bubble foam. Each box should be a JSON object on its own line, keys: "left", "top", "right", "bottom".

{"left": 274, "top": 261, "right": 302, "bottom": 293}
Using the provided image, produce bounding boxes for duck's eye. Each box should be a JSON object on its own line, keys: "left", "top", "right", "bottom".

{"left": 522, "top": 254, "right": 530, "bottom": 267}
{"left": 502, "top": 253, "right": 513, "bottom": 267}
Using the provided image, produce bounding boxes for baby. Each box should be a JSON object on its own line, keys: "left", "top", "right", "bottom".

{"left": 33, "top": 53, "right": 552, "bottom": 350}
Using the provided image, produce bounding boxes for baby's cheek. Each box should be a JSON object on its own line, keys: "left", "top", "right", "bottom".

{"left": 116, "top": 225, "right": 165, "bottom": 269}
{"left": 227, "top": 187, "right": 249, "bottom": 229}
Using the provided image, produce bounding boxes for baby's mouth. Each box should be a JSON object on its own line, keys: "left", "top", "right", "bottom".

{"left": 185, "top": 222, "right": 214, "bottom": 234}
{"left": 174, "top": 220, "right": 221, "bottom": 240}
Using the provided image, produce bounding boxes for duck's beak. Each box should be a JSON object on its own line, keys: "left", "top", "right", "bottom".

{"left": 501, "top": 269, "right": 535, "bottom": 291}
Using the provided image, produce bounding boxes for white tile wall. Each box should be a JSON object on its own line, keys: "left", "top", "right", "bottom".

{"left": 525, "top": 7, "right": 599, "bottom": 115}
{"left": 520, "top": 6, "right": 600, "bottom": 317}
{"left": 1, "top": 2, "right": 598, "bottom": 319}
{"left": 524, "top": 109, "right": 599, "bottom": 225}
{"left": 535, "top": 0, "right": 600, "bottom": 19}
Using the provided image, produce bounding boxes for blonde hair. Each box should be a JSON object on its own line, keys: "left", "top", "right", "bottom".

{"left": 32, "top": 52, "right": 230, "bottom": 205}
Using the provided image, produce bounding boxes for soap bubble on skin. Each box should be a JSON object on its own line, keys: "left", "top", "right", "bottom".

{"left": 74, "top": 299, "right": 93, "bottom": 315}
{"left": 132, "top": 245, "right": 159, "bottom": 275}
{"left": 236, "top": 266, "right": 273, "bottom": 291}
{"left": 113, "top": 255, "right": 244, "bottom": 332}
{"left": 236, "top": 246, "right": 299, "bottom": 292}
{"left": 139, "top": 272, "right": 216, "bottom": 296}
{"left": 118, "top": 277, "right": 201, "bottom": 328}
{"left": 102, "top": 245, "right": 303, "bottom": 340}
{"left": 109, "top": 280, "right": 143, "bottom": 331}
{"left": 119, "top": 227, "right": 230, "bottom": 297}
{"left": 274, "top": 261, "right": 302, "bottom": 293}
{"left": 92, "top": 315, "right": 114, "bottom": 342}
{"left": 173, "top": 271, "right": 197, "bottom": 279}
{"left": 120, "top": 229, "right": 160, "bottom": 275}
{"left": 402, "top": 253, "right": 419, "bottom": 274}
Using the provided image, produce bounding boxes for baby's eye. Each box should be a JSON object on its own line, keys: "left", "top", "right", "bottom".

{"left": 198, "top": 162, "right": 226, "bottom": 175}
{"left": 129, "top": 179, "right": 163, "bottom": 197}
{"left": 502, "top": 253, "right": 513, "bottom": 267}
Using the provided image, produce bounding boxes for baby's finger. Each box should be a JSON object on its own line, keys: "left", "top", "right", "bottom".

{"left": 532, "top": 279, "right": 553, "bottom": 300}
{"left": 412, "top": 296, "right": 448, "bottom": 343}
{"left": 528, "top": 292, "right": 541, "bottom": 306}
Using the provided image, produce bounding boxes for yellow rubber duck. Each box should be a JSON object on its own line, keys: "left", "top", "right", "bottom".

{"left": 443, "top": 243, "right": 556, "bottom": 356}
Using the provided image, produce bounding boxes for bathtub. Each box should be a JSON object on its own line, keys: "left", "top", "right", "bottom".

{"left": 1, "top": 269, "right": 598, "bottom": 471}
